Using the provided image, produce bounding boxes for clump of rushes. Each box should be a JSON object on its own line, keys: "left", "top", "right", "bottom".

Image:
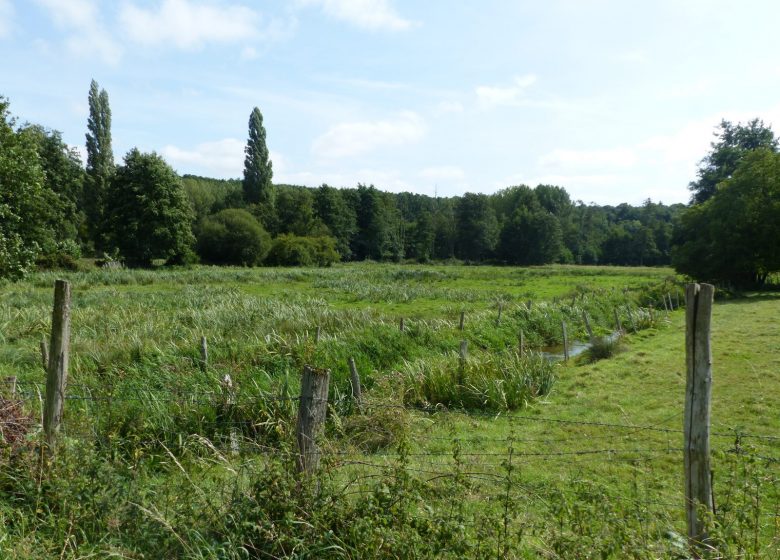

{"left": 583, "top": 335, "right": 623, "bottom": 363}
{"left": 401, "top": 349, "right": 556, "bottom": 411}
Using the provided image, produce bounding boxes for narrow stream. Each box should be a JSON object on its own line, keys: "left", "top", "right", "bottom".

{"left": 539, "top": 331, "right": 621, "bottom": 362}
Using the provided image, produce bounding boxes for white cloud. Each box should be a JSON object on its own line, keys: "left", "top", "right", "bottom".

{"left": 539, "top": 148, "right": 638, "bottom": 168}
{"left": 419, "top": 166, "right": 465, "bottom": 181}
{"left": 299, "top": 0, "right": 417, "bottom": 31}
{"left": 476, "top": 74, "right": 537, "bottom": 108}
{"left": 0, "top": 0, "right": 14, "bottom": 38}
{"left": 34, "top": 0, "right": 121, "bottom": 63}
{"left": 434, "top": 100, "right": 464, "bottom": 115}
{"left": 120, "top": 0, "right": 259, "bottom": 49}
{"left": 241, "top": 46, "right": 259, "bottom": 60}
{"left": 312, "top": 111, "right": 426, "bottom": 159}
{"left": 162, "top": 138, "right": 245, "bottom": 177}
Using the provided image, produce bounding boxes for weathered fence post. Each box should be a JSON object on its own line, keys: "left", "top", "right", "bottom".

{"left": 526, "top": 300, "right": 533, "bottom": 312}
{"left": 613, "top": 308, "right": 623, "bottom": 334}
{"left": 399, "top": 317, "right": 405, "bottom": 332}
{"left": 43, "top": 280, "right": 71, "bottom": 449}
{"left": 459, "top": 311, "right": 465, "bottom": 331}
{"left": 348, "top": 357, "right": 362, "bottom": 407}
{"left": 296, "top": 365, "right": 330, "bottom": 475}
{"left": 684, "top": 283, "right": 715, "bottom": 552}
{"left": 199, "top": 336, "right": 208, "bottom": 371}
{"left": 662, "top": 295, "right": 670, "bottom": 316}
{"left": 314, "top": 326, "right": 321, "bottom": 344}
{"left": 40, "top": 336, "right": 49, "bottom": 371}
{"left": 667, "top": 293, "right": 674, "bottom": 311}
{"left": 561, "top": 321, "right": 569, "bottom": 362}
{"left": 582, "top": 311, "right": 594, "bottom": 344}
{"left": 458, "top": 340, "right": 468, "bottom": 384}
{"left": 496, "top": 303, "right": 503, "bottom": 326}
{"left": 221, "top": 374, "right": 239, "bottom": 455}
{"left": 4, "top": 376, "right": 17, "bottom": 397}
{"left": 518, "top": 330, "right": 525, "bottom": 357}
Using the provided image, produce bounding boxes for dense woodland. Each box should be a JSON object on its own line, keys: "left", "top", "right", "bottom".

{"left": 2, "top": 81, "right": 779, "bottom": 286}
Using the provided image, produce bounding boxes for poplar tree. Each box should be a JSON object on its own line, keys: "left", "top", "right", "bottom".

{"left": 85, "top": 79, "right": 114, "bottom": 251}
{"left": 242, "top": 107, "right": 273, "bottom": 207}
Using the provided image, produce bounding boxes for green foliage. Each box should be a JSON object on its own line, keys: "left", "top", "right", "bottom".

{"left": 181, "top": 174, "right": 243, "bottom": 222}
{"left": 265, "top": 234, "right": 340, "bottom": 267}
{"left": 197, "top": 208, "right": 271, "bottom": 266}
{"left": 673, "top": 149, "right": 780, "bottom": 287}
{"left": 242, "top": 107, "right": 273, "bottom": 208}
{"left": 402, "top": 350, "right": 556, "bottom": 410}
{"left": 105, "top": 149, "right": 195, "bottom": 267}
{"left": 84, "top": 79, "right": 114, "bottom": 251}
{"left": 0, "top": 98, "right": 47, "bottom": 280}
{"left": 689, "top": 118, "right": 778, "bottom": 204}
{"left": 455, "top": 192, "right": 498, "bottom": 261}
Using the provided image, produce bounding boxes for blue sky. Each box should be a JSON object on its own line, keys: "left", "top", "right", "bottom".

{"left": 2, "top": 0, "right": 780, "bottom": 205}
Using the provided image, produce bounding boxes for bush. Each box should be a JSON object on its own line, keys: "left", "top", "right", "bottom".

{"left": 197, "top": 209, "right": 271, "bottom": 266}
{"left": 265, "top": 234, "right": 340, "bottom": 267}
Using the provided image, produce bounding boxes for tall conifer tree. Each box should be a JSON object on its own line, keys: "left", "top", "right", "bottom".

{"left": 84, "top": 79, "right": 114, "bottom": 251}
{"left": 242, "top": 107, "right": 273, "bottom": 207}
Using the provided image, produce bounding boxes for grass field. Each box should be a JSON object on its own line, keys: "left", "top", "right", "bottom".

{"left": 2, "top": 263, "right": 778, "bottom": 558}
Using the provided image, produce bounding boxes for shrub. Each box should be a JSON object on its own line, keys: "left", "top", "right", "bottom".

{"left": 197, "top": 208, "right": 271, "bottom": 266}
{"left": 265, "top": 234, "right": 340, "bottom": 267}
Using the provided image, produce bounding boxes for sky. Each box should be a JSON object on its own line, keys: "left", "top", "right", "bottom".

{"left": 2, "top": 0, "right": 780, "bottom": 205}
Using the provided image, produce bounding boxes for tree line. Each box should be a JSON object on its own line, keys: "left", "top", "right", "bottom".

{"left": 4, "top": 79, "right": 735, "bottom": 281}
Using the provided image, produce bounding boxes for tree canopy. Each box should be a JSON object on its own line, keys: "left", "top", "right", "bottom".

{"left": 105, "top": 149, "right": 195, "bottom": 267}
{"left": 689, "top": 119, "right": 778, "bottom": 204}
{"left": 673, "top": 149, "right": 780, "bottom": 287}
{"left": 84, "top": 79, "right": 114, "bottom": 251}
{"left": 242, "top": 107, "right": 273, "bottom": 208}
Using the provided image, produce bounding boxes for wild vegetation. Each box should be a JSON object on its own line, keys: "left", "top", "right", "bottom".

{"left": 2, "top": 264, "right": 780, "bottom": 558}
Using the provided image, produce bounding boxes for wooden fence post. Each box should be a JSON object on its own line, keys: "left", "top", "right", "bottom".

{"left": 526, "top": 300, "right": 532, "bottom": 312}
{"left": 662, "top": 295, "right": 670, "bottom": 316}
{"left": 518, "top": 330, "right": 525, "bottom": 357}
{"left": 668, "top": 293, "right": 674, "bottom": 311}
{"left": 348, "top": 357, "right": 362, "bottom": 406}
{"left": 496, "top": 303, "right": 503, "bottom": 326}
{"left": 613, "top": 308, "right": 623, "bottom": 334}
{"left": 296, "top": 365, "right": 330, "bottom": 475}
{"left": 314, "top": 326, "right": 321, "bottom": 344}
{"left": 399, "top": 317, "right": 405, "bottom": 332}
{"left": 684, "top": 283, "right": 715, "bottom": 551}
{"left": 561, "top": 321, "right": 569, "bottom": 362}
{"left": 649, "top": 304, "right": 655, "bottom": 323}
{"left": 4, "top": 376, "right": 17, "bottom": 397}
{"left": 582, "top": 311, "right": 594, "bottom": 344}
{"left": 40, "top": 336, "right": 49, "bottom": 371}
{"left": 43, "top": 280, "right": 71, "bottom": 449}
{"left": 459, "top": 311, "right": 465, "bottom": 331}
{"left": 221, "top": 374, "right": 239, "bottom": 455}
{"left": 199, "top": 336, "right": 208, "bottom": 371}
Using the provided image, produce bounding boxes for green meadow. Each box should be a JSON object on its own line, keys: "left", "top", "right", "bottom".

{"left": 2, "top": 263, "right": 778, "bottom": 558}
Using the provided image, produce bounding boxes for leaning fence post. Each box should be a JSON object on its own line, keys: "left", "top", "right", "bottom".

{"left": 667, "top": 293, "right": 674, "bottom": 311}
{"left": 582, "top": 311, "right": 594, "bottom": 344}
{"left": 296, "top": 365, "right": 330, "bottom": 475}
{"left": 684, "top": 283, "right": 715, "bottom": 552}
{"left": 662, "top": 295, "right": 670, "bottom": 316}
{"left": 199, "top": 336, "right": 208, "bottom": 371}
{"left": 348, "top": 357, "right": 362, "bottom": 407}
{"left": 43, "top": 280, "right": 71, "bottom": 449}
{"left": 561, "top": 321, "right": 569, "bottom": 362}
